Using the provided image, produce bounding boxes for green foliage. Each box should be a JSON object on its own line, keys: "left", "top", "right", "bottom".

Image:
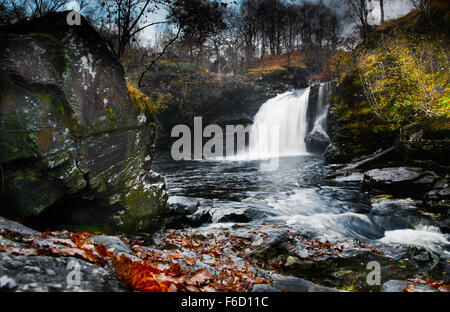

{"left": 330, "top": 69, "right": 397, "bottom": 157}
{"left": 329, "top": 7, "right": 450, "bottom": 158}
{"left": 357, "top": 31, "right": 449, "bottom": 127}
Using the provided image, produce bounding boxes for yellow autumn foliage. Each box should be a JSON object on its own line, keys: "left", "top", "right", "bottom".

{"left": 357, "top": 31, "right": 450, "bottom": 126}
{"left": 330, "top": 49, "right": 354, "bottom": 82}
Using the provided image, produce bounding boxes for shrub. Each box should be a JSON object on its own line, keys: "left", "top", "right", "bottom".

{"left": 357, "top": 31, "right": 450, "bottom": 127}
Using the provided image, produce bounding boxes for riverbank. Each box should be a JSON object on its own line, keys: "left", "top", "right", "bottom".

{"left": 1, "top": 150, "right": 449, "bottom": 292}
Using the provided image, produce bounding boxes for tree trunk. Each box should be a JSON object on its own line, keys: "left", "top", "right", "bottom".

{"left": 380, "top": 0, "right": 385, "bottom": 23}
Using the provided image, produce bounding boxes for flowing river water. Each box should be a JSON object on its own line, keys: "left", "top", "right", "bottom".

{"left": 154, "top": 153, "right": 449, "bottom": 258}
{"left": 154, "top": 84, "right": 450, "bottom": 260}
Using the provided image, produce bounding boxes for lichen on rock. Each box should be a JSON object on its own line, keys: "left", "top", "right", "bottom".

{"left": 0, "top": 12, "right": 167, "bottom": 233}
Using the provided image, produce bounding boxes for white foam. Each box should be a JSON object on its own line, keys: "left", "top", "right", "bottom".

{"left": 380, "top": 227, "right": 450, "bottom": 258}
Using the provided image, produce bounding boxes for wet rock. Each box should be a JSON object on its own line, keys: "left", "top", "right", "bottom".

{"left": 429, "top": 187, "right": 450, "bottom": 199}
{"left": 381, "top": 280, "right": 438, "bottom": 292}
{"left": 370, "top": 197, "right": 421, "bottom": 215}
{"left": 0, "top": 253, "right": 129, "bottom": 292}
{"left": 324, "top": 143, "right": 352, "bottom": 164}
{"left": 368, "top": 197, "right": 426, "bottom": 231}
{"left": 185, "top": 208, "right": 212, "bottom": 227}
{"left": 306, "top": 130, "right": 330, "bottom": 154}
{"left": 408, "top": 246, "right": 440, "bottom": 271}
{"left": 285, "top": 256, "right": 301, "bottom": 267}
{"left": 250, "top": 284, "right": 281, "bottom": 292}
{"left": 0, "top": 216, "right": 40, "bottom": 237}
{"left": 211, "top": 207, "right": 269, "bottom": 223}
{"left": 361, "top": 167, "right": 438, "bottom": 197}
{"left": 424, "top": 180, "right": 450, "bottom": 202}
{"left": 204, "top": 202, "right": 278, "bottom": 224}
{"left": 248, "top": 229, "right": 290, "bottom": 262}
{"left": 0, "top": 13, "right": 167, "bottom": 233}
{"left": 342, "top": 146, "right": 399, "bottom": 172}
{"left": 165, "top": 196, "right": 201, "bottom": 228}
{"left": 256, "top": 273, "right": 344, "bottom": 292}
{"left": 91, "top": 235, "right": 134, "bottom": 256}
{"left": 334, "top": 172, "right": 364, "bottom": 183}
{"left": 290, "top": 241, "right": 309, "bottom": 259}
{"left": 167, "top": 196, "right": 199, "bottom": 215}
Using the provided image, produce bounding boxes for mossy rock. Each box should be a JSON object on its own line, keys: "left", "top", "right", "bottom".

{"left": 0, "top": 12, "right": 168, "bottom": 233}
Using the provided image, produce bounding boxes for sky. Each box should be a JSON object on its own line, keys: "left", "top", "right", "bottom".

{"left": 367, "top": 0, "right": 414, "bottom": 24}
{"left": 66, "top": 0, "right": 415, "bottom": 45}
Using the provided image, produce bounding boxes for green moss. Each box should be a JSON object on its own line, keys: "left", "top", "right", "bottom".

{"left": 69, "top": 226, "right": 111, "bottom": 235}
{"left": 36, "top": 94, "right": 53, "bottom": 107}
{"left": 9, "top": 33, "right": 70, "bottom": 77}
{"left": 114, "top": 180, "right": 168, "bottom": 234}
{"left": 28, "top": 33, "right": 69, "bottom": 76}
{"left": 3, "top": 166, "right": 62, "bottom": 218}
{"left": 106, "top": 108, "right": 116, "bottom": 119}
{"left": 0, "top": 94, "right": 37, "bottom": 162}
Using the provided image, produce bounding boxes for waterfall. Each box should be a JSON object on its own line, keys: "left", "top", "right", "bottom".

{"left": 311, "top": 82, "right": 330, "bottom": 138}
{"left": 245, "top": 88, "right": 310, "bottom": 159}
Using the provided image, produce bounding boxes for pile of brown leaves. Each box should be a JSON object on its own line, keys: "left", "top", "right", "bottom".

{"left": 296, "top": 237, "right": 345, "bottom": 258}
{"left": 0, "top": 227, "right": 268, "bottom": 292}
{"left": 402, "top": 279, "right": 450, "bottom": 292}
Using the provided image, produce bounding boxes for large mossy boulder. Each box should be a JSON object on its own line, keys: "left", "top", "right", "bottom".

{"left": 0, "top": 12, "right": 167, "bottom": 233}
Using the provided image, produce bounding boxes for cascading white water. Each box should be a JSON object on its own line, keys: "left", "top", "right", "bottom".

{"left": 311, "top": 82, "right": 330, "bottom": 137}
{"left": 245, "top": 88, "right": 310, "bottom": 159}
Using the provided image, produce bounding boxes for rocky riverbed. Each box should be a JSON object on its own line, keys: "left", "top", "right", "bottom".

{"left": 0, "top": 12, "right": 448, "bottom": 293}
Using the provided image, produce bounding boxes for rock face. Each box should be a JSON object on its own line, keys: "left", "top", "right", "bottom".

{"left": 0, "top": 13, "right": 167, "bottom": 233}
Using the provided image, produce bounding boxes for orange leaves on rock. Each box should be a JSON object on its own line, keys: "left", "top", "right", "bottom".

{"left": 401, "top": 284, "right": 418, "bottom": 292}
{"left": 354, "top": 241, "right": 384, "bottom": 255}
{"left": 402, "top": 279, "right": 450, "bottom": 292}
{"left": 2, "top": 226, "right": 270, "bottom": 292}
{"left": 1, "top": 229, "right": 106, "bottom": 264}
{"left": 154, "top": 230, "right": 270, "bottom": 291}
{"left": 300, "top": 237, "right": 344, "bottom": 258}
{"left": 190, "top": 269, "right": 215, "bottom": 287}
{"left": 112, "top": 253, "right": 184, "bottom": 292}
{"left": 0, "top": 244, "right": 39, "bottom": 256}
{"left": 427, "top": 279, "right": 450, "bottom": 291}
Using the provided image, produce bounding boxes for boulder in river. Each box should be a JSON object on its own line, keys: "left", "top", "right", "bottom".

{"left": 209, "top": 206, "right": 276, "bottom": 223}
{"left": 306, "top": 129, "right": 330, "bottom": 154}
{"left": 0, "top": 13, "right": 167, "bottom": 233}
{"left": 361, "top": 167, "right": 438, "bottom": 197}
